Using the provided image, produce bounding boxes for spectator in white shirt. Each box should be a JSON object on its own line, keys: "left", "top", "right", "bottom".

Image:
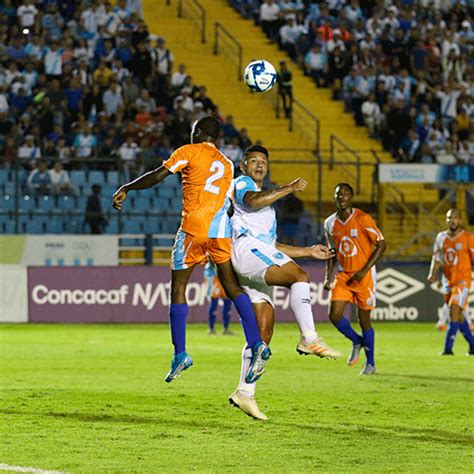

{"left": 73, "top": 125, "right": 98, "bottom": 159}
{"left": 154, "top": 37, "right": 174, "bottom": 76}
{"left": 81, "top": 3, "right": 102, "bottom": 34}
{"left": 173, "top": 88, "right": 194, "bottom": 112}
{"left": 260, "top": 0, "right": 281, "bottom": 41}
{"left": 304, "top": 44, "right": 328, "bottom": 87}
{"left": 17, "top": 1, "right": 39, "bottom": 28}
{"left": 43, "top": 41, "right": 63, "bottom": 78}
{"left": 18, "top": 135, "right": 41, "bottom": 167}
{"left": 0, "top": 85, "right": 9, "bottom": 114}
{"left": 279, "top": 17, "right": 306, "bottom": 62}
{"left": 119, "top": 136, "right": 141, "bottom": 178}
{"left": 221, "top": 137, "right": 243, "bottom": 165}
{"left": 134, "top": 88, "right": 156, "bottom": 113}
{"left": 103, "top": 82, "right": 124, "bottom": 117}
{"left": 170, "top": 64, "right": 188, "bottom": 91}
{"left": 435, "top": 140, "right": 457, "bottom": 165}
{"left": 361, "top": 92, "right": 382, "bottom": 136}
{"left": 49, "top": 161, "right": 78, "bottom": 196}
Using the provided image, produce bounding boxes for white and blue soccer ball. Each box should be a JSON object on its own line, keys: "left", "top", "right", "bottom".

{"left": 243, "top": 60, "right": 277, "bottom": 93}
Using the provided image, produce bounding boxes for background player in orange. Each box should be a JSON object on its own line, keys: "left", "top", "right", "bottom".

{"left": 427, "top": 208, "right": 474, "bottom": 356}
{"left": 112, "top": 116, "right": 270, "bottom": 383}
{"left": 324, "top": 183, "right": 386, "bottom": 375}
{"left": 204, "top": 260, "right": 233, "bottom": 335}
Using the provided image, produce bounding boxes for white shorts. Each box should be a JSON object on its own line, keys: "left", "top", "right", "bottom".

{"left": 231, "top": 236, "right": 293, "bottom": 307}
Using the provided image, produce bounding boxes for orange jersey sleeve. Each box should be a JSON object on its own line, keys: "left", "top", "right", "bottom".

{"left": 163, "top": 143, "right": 234, "bottom": 238}
{"left": 325, "top": 208, "right": 383, "bottom": 273}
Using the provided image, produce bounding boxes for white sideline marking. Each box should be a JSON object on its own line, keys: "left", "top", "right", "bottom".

{"left": 0, "top": 464, "right": 65, "bottom": 474}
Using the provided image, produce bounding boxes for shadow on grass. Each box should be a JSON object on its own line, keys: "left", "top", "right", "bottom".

{"left": 381, "top": 372, "right": 474, "bottom": 384}
{"left": 277, "top": 420, "right": 474, "bottom": 447}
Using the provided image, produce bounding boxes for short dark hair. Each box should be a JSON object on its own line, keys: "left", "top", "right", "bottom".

{"left": 195, "top": 116, "right": 220, "bottom": 140}
{"left": 335, "top": 182, "right": 354, "bottom": 195}
{"left": 242, "top": 145, "right": 269, "bottom": 162}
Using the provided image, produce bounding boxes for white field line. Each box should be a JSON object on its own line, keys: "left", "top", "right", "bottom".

{"left": 0, "top": 464, "right": 65, "bottom": 474}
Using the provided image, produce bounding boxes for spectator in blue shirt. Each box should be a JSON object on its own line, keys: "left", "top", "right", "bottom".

{"left": 27, "top": 160, "right": 52, "bottom": 195}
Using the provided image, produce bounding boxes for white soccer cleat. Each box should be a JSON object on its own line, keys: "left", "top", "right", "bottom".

{"left": 296, "top": 337, "right": 341, "bottom": 360}
{"left": 229, "top": 390, "right": 268, "bottom": 421}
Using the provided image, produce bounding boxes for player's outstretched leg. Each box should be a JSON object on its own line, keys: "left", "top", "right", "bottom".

{"left": 165, "top": 267, "right": 195, "bottom": 383}
{"left": 458, "top": 317, "right": 474, "bottom": 355}
{"left": 329, "top": 301, "right": 363, "bottom": 366}
{"left": 217, "top": 260, "right": 271, "bottom": 383}
{"left": 229, "top": 345, "right": 267, "bottom": 421}
{"left": 208, "top": 298, "right": 218, "bottom": 335}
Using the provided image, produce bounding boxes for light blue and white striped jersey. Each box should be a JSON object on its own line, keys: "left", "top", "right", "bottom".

{"left": 231, "top": 175, "right": 277, "bottom": 245}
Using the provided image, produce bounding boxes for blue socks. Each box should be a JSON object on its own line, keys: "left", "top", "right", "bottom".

{"left": 223, "top": 299, "right": 232, "bottom": 329}
{"left": 362, "top": 328, "right": 375, "bottom": 366}
{"left": 232, "top": 293, "right": 261, "bottom": 347}
{"left": 208, "top": 299, "right": 218, "bottom": 330}
{"left": 333, "top": 317, "right": 363, "bottom": 345}
{"left": 169, "top": 303, "right": 188, "bottom": 355}
{"left": 458, "top": 319, "right": 474, "bottom": 345}
{"left": 444, "top": 322, "right": 459, "bottom": 352}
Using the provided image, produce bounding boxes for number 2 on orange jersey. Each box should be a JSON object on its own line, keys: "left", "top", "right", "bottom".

{"left": 204, "top": 161, "right": 225, "bottom": 194}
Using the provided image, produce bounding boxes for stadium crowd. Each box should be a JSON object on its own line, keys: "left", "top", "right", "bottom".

{"left": 0, "top": 0, "right": 252, "bottom": 181}
{"left": 231, "top": 0, "right": 473, "bottom": 164}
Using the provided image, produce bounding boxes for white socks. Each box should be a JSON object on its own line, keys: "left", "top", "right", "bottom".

{"left": 237, "top": 346, "right": 255, "bottom": 397}
{"left": 290, "top": 282, "right": 318, "bottom": 343}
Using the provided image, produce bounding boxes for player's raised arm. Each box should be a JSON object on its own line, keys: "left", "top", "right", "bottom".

{"left": 112, "top": 165, "right": 171, "bottom": 210}
{"left": 275, "top": 242, "right": 335, "bottom": 260}
{"left": 244, "top": 177, "right": 307, "bottom": 209}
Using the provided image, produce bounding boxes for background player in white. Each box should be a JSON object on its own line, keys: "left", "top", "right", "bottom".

{"left": 227, "top": 145, "right": 340, "bottom": 420}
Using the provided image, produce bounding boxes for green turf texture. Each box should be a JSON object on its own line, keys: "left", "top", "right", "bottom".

{"left": 1, "top": 323, "right": 473, "bottom": 473}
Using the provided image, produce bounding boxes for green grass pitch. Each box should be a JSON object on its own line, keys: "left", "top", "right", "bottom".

{"left": 1, "top": 323, "right": 473, "bottom": 473}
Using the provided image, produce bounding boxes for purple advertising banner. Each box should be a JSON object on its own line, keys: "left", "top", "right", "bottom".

{"left": 28, "top": 265, "right": 330, "bottom": 323}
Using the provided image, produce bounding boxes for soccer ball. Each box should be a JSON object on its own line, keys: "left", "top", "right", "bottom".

{"left": 243, "top": 60, "right": 277, "bottom": 93}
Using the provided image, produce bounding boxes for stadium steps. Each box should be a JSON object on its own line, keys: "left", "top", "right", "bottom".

{"left": 141, "top": 0, "right": 379, "bottom": 204}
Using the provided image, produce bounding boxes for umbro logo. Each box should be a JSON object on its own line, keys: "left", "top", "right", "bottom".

{"left": 376, "top": 268, "right": 425, "bottom": 304}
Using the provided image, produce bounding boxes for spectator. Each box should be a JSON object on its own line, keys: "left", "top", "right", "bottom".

{"left": 398, "top": 129, "right": 420, "bottom": 162}
{"left": 27, "top": 160, "right": 51, "bottom": 195}
{"left": 222, "top": 115, "right": 239, "bottom": 140}
{"left": 153, "top": 37, "right": 174, "bottom": 77}
{"left": 436, "top": 141, "right": 457, "bottom": 165}
{"left": 18, "top": 135, "right": 41, "bottom": 166}
{"left": 260, "top": 0, "right": 281, "bottom": 41}
{"left": 49, "top": 161, "right": 78, "bottom": 196}
{"left": 17, "top": 1, "right": 39, "bottom": 29}
{"left": 221, "top": 136, "right": 242, "bottom": 165}
{"left": 279, "top": 17, "right": 305, "bottom": 62}
{"left": 170, "top": 63, "right": 188, "bottom": 91}
{"left": 103, "top": 82, "right": 123, "bottom": 118}
{"left": 85, "top": 184, "right": 107, "bottom": 234}
{"left": 361, "top": 92, "right": 381, "bottom": 137}
{"left": 44, "top": 40, "right": 64, "bottom": 79}
{"left": 119, "top": 136, "right": 141, "bottom": 178}
{"left": 135, "top": 89, "right": 156, "bottom": 113}
{"left": 73, "top": 125, "right": 98, "bottom": 160}
{"left": 305, "top": 44, "right": 327, "bottom": 88}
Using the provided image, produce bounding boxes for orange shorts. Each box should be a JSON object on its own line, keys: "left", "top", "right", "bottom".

{"left": 331, "top": 270, "right": 376, "bottom": 310}
{"left": 171, "top": 229, "right": 231, "bottom": 270}
{"left": 444, "top": 282, "right": 469, "bottom": 310}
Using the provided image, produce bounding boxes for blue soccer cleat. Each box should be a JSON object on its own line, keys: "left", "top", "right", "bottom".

{"left": 165, "top": 351, "right": 193, "bottom": 383}
{"left": 245, "top": 342, "right": 272, "bottom": 384}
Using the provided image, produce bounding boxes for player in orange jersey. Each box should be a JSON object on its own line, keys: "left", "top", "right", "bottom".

{"left": 323, "top": 183, "right": 386, "bottom": 375}
{"left": 113, "top": 116, "right": 271, "bottom": 383}
{"left": 427, "top": 208, "right": 474, "bottom": 356}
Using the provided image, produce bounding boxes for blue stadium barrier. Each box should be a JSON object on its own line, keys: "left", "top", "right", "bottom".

{"left": 46, "top": 219, "right": 65, "bottom": 234}
{"left": 132, "top": 196, "right": 150, "bottom": 210}
{"left": 57, "top": 196, "right": 77, "bottom": 211}
{"left": 0, "top": 169, "right": 10, "bottom": 184}
{"left": 122, "top": 220, "right": 142, "bottom": 234}
{"left": 4, "top": 182, "right": 15, "bottom": 196}
{"left": 70, "top": 171, "right": 87, "bottom": 186}
{"left": 1, "top": 196, "right": 15, "bottom": 211}
{"left": 25, "top": 220, "right": 45, "bottom": 234}
{"left": 38, "top": 196, "right": 56, "bottom": 211}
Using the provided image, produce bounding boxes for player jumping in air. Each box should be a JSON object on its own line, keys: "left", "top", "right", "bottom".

{"left": 228, "top": 145, "right": 340, "bottom": 420}
{"left": 427, "top": 208, "right": 474, "bottom": 356}
{"left": 204, "top": 260, "right": 233, "bottom": 335}
{"left": 324, "top": 183, "right": 386, "bottom": 375}
{"left": 112, "top": 116, "right": 271, "bottom": 383}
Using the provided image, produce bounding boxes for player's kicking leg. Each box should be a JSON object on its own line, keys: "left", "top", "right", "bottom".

{"left": 436, "top": 303, "right": 449, "bottom": 331}
{"left": 165, "top": 266, "right": 195, "bottom": 383}
{"left": 329, "top": 300, "right": 364, "bottom": 366}
{"left": 216, "top": 260, "right": 271, "bottom": 383}
{"left": 229, "top": 300, "right": 274, "bottom": 421}
{"left": 264, "top": 261, "right": 341, "bottom": 360}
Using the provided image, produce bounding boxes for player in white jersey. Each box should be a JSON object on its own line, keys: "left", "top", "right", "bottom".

{"left": 227, "top": 145, "right": 341, "bottom": 420}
